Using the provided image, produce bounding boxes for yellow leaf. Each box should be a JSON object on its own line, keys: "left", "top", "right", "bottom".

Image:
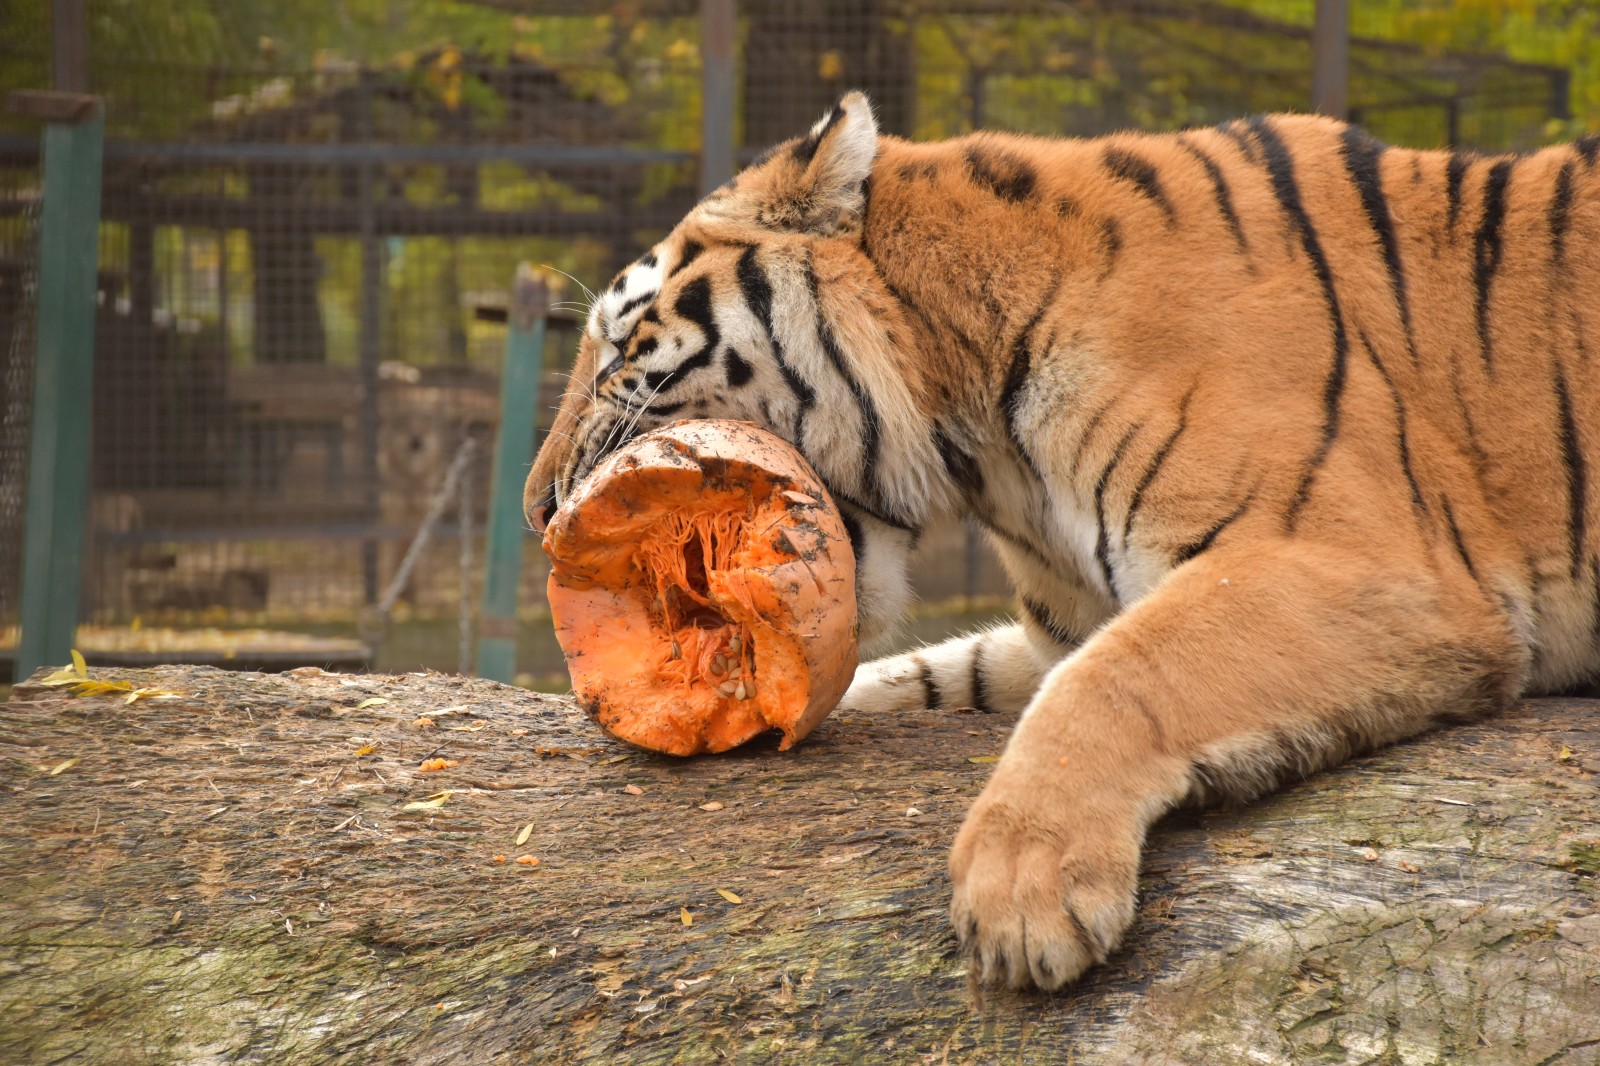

{"left": 515, "top": 822, "right": 533, "bottom": 846}
{"left": 353, "top": 742, "right": 376, "bottom": 757}
{"left": 1558, "top": 746, "right": 1574, "bottom": 762}
{"left": 716, "top": 888, "right": 742, "bottom": 904}
{"left": 72, "top": 679, "right": 133, "bottom": 698}
{"left": 355, "top": 697, "right": 388, "bottom": 710}
{"left": 130, "top": 616, "right": 143, "bottom": 633}
{"left": 71, "top": 649, "right": 87, "bottom": 679}
{"left": 402, "top": 791, "right": 454, "bottom": 811}
{"left": 37, "top": 668, "right": 81, "bottom": 686}
{"left": 967, "top": 755, "right": 999, "bottom": 764}
{"left": 601, "top": 754, "right": 632, "bottom": 765}
{"left": 699, "top": 801, "right": 724, "bottom": 812}
{"left": 817, "top": 49, "right": 844, "bottom": 80}
{"left": 443, "top": 721, "right": 487, "bottom": 732}
{"left": 126, "top": 687, "right": 184, "bottom": 705}
{"left": 47, "top": 757, "right": 78, "bottom": 776}
{"left": 680, "top": 907, "right": 692, "bottom": 926}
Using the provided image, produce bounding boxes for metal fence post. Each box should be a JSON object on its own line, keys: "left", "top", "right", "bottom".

{"left": 700, "top": 0, "right": 737, "bottom": 196}
{"left": 475, "top": 265, "right": 547, "bottom": 683}
{"left": 14, "top": 95, "right": 103, "bottom": 679}
{"left": 1311, "top": 0, "right": 1349, "bottom": 119}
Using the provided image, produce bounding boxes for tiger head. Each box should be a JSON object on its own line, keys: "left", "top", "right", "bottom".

{"left": 526, "top": 92, "right": 952, "bottom": 649}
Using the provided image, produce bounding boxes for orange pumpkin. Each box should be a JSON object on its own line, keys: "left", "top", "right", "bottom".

{"left": 543, "top": 420, "right": 859, "bottom": 755}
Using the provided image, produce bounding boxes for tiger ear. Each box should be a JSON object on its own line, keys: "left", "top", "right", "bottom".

{"left": 760, "top": 92, "right": 879, "bottom": 234}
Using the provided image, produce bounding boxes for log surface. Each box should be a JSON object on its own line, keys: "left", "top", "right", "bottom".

{"left": 1, "top": 665, "right": 1597, "bottom": 1065}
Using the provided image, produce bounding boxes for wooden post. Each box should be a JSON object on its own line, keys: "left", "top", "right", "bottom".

{"left": 13, "top": 96, "right": 103, "bottom": 678}
{"left": 475, "top": 266, "right": 547, "bottom": 683}
{"left": 1310, "top": 0, "right": 1349, "bottom": 119}
{"left": 700, "top": 0, "right": 736, "bottom": 196}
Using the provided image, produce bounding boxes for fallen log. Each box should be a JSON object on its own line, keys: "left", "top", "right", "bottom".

{"left": 1, "top": 664, "right": 1597, "bottom": 1064}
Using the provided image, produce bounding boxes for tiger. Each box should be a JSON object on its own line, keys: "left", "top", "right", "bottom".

{"left": 524, "top": 91, "right": 1600, "bottom": 990}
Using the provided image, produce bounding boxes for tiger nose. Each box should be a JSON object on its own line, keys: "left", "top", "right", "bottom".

{"left": 526, "top": 488, "right": 557, "bottom": 535}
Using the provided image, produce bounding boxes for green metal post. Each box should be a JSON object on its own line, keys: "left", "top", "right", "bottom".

{"left": 475, "top": 265, "right": 548, "bottom": 682}
{"left": 16, "top": 103, "right": 104, "bottom": 679}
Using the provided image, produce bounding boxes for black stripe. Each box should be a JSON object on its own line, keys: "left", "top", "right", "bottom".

{"left": 735, "top": 246, "right": 816, "bottom": 423}
{"left": 1021, "top": 597, "right": 1076, "bottom": 648}
{"left": 1440, "top": 496, "right": 1478, "bottom": 581}
{"left": 1217, "top": 120, "right": 1259, "bottom": 164}
{"left": 670, "top": 239, "right": 704, "bottom": 278}
{"left": 966, "top": 146, "right": 1037, "bottom": 203}
{"left": 934, "top": 427, "right": 984, "bottom": 497}
{"left": 792, "top": 103, "right": 846, "bottom": 165}
{"left": 1591, "top": 559, "right": 1600, "bottom": 647}
{"left": 1068, "top": 400, "right": 1116, "bottom": 479}
{"left": 833, "top": 487, "right": 918, "bottom": 536}
{"left": 1096, "top": 217, "right": 1123, "bottom": 281}
{"left": 1093, "top": 426, "right": 1140, "bottom": 600}
{"left": 1123, "top": 389, "right": 1192, "bottom": 540}
{"left": 724, "top": 348, "right": 753, "bottom": 387}
{"left": 983, "top": 520, "right": 1071, "bottom": 588}
{"left": 1472, "top": 159, "right": 1513, "bottom": 371}
{"left": 1362, "top": 335, "right": 1427, "bottom": 516}
{"left": 1550, "top": 161, "right": 1575, "bottom": 268}
{"left": 642, "top": 343, "right": 714, "bottom": 393}
{"left": 915, "top": 657, "right": 943, "bottom": 710}
{"left": 1341, "top": 127, "right": 1416, "bottom": 364}
{"left": 1445, "top": 152, "right": 1472, "bottom": 235}
{"left": 1178, "top": 137, "right": 1247, "bottom": 251}
{"left": 969, "top": 637, "right": 992, "bottom": 713}
{"left": 999, "top": 276, "right": 1063, "bottom": 479}
{"left": 805, "top": 261, "right": 886, "bottom": 509}
{"left": 672, "top": 275, "right": 717, "bottom": 337}
{"left": 1174, "top": 493, "right": 1253, "bottom": 565}
{"left": 1577, "top": 134, "right": 1599, "bottom": 168}
{"left": 1249, "top": 117, "right": 1349, "bottom": 533}
{"left": 613, "top": 289, "right": 657, "bottom": 324}
{"left": 1556, "top": 365, "right": 1588, "bottom": 580}
{"left": 839, "top": 507, "right": 864, "bottom": 566}
{"left": 1103, "top": 147, "right": 1176, "bottom": 224}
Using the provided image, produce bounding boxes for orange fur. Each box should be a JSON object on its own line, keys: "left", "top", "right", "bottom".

{"left": 527, "top": 93, "right": 1600, "bottom": 990}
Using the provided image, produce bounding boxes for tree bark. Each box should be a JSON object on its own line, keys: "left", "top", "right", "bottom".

{"left": 2, "top": 665, "right": 1597, "bottom": 1064}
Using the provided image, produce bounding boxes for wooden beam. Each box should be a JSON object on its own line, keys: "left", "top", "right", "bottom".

{"left": 2, "top": 668, "right": 1597, "bottom": 1060}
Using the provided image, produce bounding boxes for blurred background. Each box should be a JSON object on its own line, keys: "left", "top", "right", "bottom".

{"left": 2, "top": 0, "right": 1598, "bottom": 687}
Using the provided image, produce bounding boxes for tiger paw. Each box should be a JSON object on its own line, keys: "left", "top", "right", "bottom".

{"left": 837, "top": 653, "right": 936, "bottom": 714}
{"left": 948, "top": 779, "right": 1141, "bottom": 990}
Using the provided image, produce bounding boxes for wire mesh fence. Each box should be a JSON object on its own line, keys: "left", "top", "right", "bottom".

{"left": 0, "top": 0, "right": 1591, "bottom": 676}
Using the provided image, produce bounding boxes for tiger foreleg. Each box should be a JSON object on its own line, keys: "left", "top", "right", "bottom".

{"left": 948, "top": 541, "right": 1524, "bottom": 990}
{"left": 839, "top": 623, "right": 1058, "bottom": 714}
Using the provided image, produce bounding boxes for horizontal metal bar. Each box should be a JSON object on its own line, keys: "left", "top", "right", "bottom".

{"left": 0, "top": 135, "right": 695, "bottom": 167}
{"left": 95, "top": 521, "right": 543, "bottom": 547}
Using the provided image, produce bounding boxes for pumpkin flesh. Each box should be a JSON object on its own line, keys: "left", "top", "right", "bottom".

{"left": 543, "top": 421, "right": 858, "bottom": 756}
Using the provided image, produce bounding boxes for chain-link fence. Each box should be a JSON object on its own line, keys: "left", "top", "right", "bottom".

{"left": 0, "top": 0, "right": 1591, "bottom": 676}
